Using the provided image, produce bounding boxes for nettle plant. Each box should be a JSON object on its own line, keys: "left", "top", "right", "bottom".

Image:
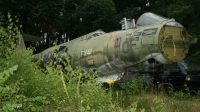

{"left": 43, "top": 46, "right": 113, "bottom": 111}
{"left": 0, "top": 13, "right": 23, "bottom": 111}
{"left": 0, "top": 14, "right": 113, "bottom": 111}
{"left": 0, "top": 13, "right": 47, "bottom": 111}
{"left": 0, "top": 13, "right": 21, "bottom": 59}
{"left": 118, "top": 76, "right": 146, "bottom": 95}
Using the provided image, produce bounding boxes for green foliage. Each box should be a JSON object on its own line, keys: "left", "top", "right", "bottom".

{"left": 0, "top": 64, "right": 18, "bottom": 83}
{"left": 0, "top": 15, "right": 113, "bottom": 111}
{"left": 0, "top": 13, "right": 20, "bottom": 59}
{"left": 63, "top": 64, "right": 111, "bottom": 111}
{"left": 189, "top": 37, "right": 200, "bottom": 60}
{"left": 119, "top": 76, "right": 146, "bottom": 94}
{"left": 172, "top": 88, "right": 192, "bottom": 100}
{"left": 126, "top": 96, "right": 165, "bottom": 112}
{"left": 151, "top": 97, "right": 165, "bottom": 112}
{"left": 137, "top": 98, "right": 151, "bottom": 111}
{"left": 0, "top": 12, "right": 4, "bottom": 25}
{"left": 73, "top": 0, "right": 119, "bottom": 36}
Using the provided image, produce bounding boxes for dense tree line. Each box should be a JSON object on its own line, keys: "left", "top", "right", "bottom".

{"left": 0, "top": 0, "right": 199, "bottom": 59}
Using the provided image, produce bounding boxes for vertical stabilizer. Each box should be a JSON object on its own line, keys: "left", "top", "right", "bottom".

{"left": 17, "top": 35, "right": 26, "bottom": 51}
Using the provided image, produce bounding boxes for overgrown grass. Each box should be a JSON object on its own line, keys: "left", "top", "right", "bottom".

{"left": 111, "top": 77, "right": 200, "bottom": 112}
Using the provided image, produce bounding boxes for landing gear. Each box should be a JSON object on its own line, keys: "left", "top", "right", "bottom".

{"left": 158, "top": 83, "right": 173, "bottom": 95}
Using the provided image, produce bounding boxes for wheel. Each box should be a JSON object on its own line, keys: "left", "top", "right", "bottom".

{"left": 158, "top": 83, "right": 173, "bottom": 95}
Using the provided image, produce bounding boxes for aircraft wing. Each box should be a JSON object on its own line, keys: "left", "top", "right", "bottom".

{"left": 22, "top": 33, "right": 44, "bottom": 41}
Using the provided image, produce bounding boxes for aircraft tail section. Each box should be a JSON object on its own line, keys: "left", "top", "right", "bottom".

{"left": 17, "top": 35, "right": 26, "bottom": 51}
{"left": 16, "top": 33, "right": 44, "bottom": 51}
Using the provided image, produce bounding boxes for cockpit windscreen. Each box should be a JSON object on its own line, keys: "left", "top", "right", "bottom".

{"left": 137, "top": 12, "right": 168, "bottom": 26}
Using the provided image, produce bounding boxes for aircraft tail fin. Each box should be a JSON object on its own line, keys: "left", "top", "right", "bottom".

{"left": 16, "top": 33, "right": 44, "bottom": 51}
{"left": 17, "top": 35, "right": 26, "bottom": 51}
{"left": 22, "top": 33, "right": 44, "bottom": 42}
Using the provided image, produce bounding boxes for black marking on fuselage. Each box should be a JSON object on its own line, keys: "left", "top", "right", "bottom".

{"left": 132, "top": 37, "right": 139, "bottom": 41}
{"left": 132, "top": 43, "right": 136, "bottom": 46}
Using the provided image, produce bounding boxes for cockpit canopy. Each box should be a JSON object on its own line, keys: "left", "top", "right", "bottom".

{"left": 136, "top": 12, "right": 168, "bottom": 26}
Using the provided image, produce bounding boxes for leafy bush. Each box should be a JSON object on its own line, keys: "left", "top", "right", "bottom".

{"left": 151, "top": 97, "right": 165, "bottom": 112}
{"left": 119, "top": 76, "right": 146, "bottom": 94}
{"left": 0, "top": 13, "right": 113, "bottom": 111}
{"left": 172, "top": 88, "right": 192, "bottom": 100}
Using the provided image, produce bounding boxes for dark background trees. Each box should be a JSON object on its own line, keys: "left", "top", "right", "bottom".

{"left": 0, "top": 0, "right": 199, "bottom": 59}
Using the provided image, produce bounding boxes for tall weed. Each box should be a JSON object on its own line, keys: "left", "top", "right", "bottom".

{"left": 0, "top": 17, "right": 113, "bottom": 111}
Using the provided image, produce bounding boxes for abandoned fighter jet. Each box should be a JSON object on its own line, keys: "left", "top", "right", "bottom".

{"left": 33, "top": 12, "right": 196, "bottom": 83}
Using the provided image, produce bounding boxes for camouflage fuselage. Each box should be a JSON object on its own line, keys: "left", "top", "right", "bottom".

{"left": 34, "top": 14, "right": 190, "bottom": 82}
{"left": 36, "top": 20, "right": 188, "bottom": 75}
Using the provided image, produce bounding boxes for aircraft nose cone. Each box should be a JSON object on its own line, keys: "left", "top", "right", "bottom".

{"left": 159, "top": 26, "right": 189, "bottom": 62}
